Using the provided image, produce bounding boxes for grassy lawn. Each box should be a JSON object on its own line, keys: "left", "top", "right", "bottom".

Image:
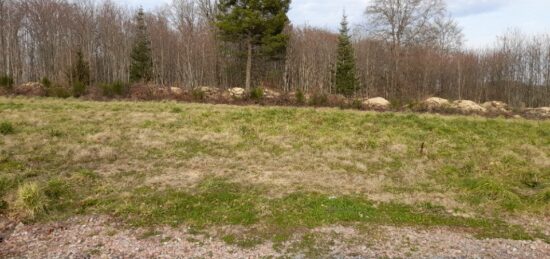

{"left": 0, "top": 96, "right": 549, "bottom": 246}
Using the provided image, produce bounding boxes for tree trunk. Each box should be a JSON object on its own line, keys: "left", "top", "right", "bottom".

{"left": 245, "top": 39, "right": 252, "bottom": 90}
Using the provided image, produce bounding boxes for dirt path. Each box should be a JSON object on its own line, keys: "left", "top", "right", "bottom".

{"left": 1, "top": 216, "right": 548, "bottom": 258}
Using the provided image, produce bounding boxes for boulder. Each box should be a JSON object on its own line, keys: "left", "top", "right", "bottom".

{"left": 228, "top": 87, "right": 246, "bottom": 99}
{"left": 482, "top": 101, "right": 510, "bottom": 113}
{"left": 422, "top": 97, "right": 450, "bottom": 111}
{"left": 451, "top": 100, "right": 487, "bottom": 114}
{"left": 197, "top": 86, "right": 220, "bottom": 98}
{"left": 170, "top": 87, "right": 184, "bottom": 96}
{"left": 362, "top": 97, "right": 391, "bottom": 110}
{"left": 263, "top": 88, "right": 281, "bottom": 99}
{"left": 14, "top": 82, "right": 46, "bottom": 96}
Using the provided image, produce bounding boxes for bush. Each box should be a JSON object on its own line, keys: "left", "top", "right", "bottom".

{"left": 249, "top": 87, "right": 264, "bottom": 101}
{"left": 309, "top": 92, "right": 328, "bottom": 107}
{"left": 101, "top": 81, "right": 128, "bottom": 97}
{"left": 192, "top": 88, "right": 206, "bottom": 101}
{"left": 72, "top": 81, "right": 87, "bottom": 97}
{"left": 295, "top": 89, "right": 305, "bottom": 105}
{"left": 0, "top": 75, "right": 14, "bottom": 90}
{"left": 16, "top": 182, "right": 47, "bottom": 219}
{"left": 351, "top": 99, "right": 363, "bottom": 110}
{"left": 41, "top": 77, "right": 52, "bottom": 88}
{"left": 47, "top": 84, "right": 71, "bottom": 98}
{"left": 0, "top": 121, "right": 15, "bottom": 135}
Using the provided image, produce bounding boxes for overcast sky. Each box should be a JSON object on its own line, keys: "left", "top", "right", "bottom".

{"left": 116, "top": 0, "right": 550, "bottom": 49}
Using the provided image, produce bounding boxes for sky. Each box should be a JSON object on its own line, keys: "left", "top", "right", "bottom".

{"left": 117, "top": 0, "right": 550, "bottom": 49}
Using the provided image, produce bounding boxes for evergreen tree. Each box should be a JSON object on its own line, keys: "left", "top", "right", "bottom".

{"left": 334, "top": 14, "right": 358, "bottom": 97}
{"left": 216, "top": 0, "right": 291, "bottom": 90}
{"left": 70, "top": 50, "right": 90, "bottom": 85}
{"left": 129, "top": 7, "right": 153, "bottom": 83}
{"left": 70, "top": 49, "right": 90, "bottom": 97}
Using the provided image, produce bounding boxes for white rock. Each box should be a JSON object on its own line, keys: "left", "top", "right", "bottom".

{"left": 228, "top": 87, "right": 246, "bottom": 99}
{"left": 422, "top": 97, "right": 450, "bottom": 111}
{"left": 362, "top": 97, "right": 391, "bottom": 110}
{"left": 170, "top": 87, "right": 184, "bottom": 95}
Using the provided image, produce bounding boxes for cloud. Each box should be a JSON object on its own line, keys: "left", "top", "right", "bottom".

{"left": 446, "top": 0, "right": 511, "bottom": 17}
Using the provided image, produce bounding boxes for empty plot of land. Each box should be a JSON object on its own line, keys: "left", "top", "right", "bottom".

{"left": 0, "top": 97, "right": 548, "bottom": 257}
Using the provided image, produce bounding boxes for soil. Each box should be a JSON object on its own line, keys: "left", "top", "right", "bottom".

{"left": 1, "top": 216, "right": 548, "bottom": 258}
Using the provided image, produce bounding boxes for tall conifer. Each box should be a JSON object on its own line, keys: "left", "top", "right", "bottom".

{"left": 129, "top": 8, "right": 153, "bottom": 83}
{"left": 334, "top": 14, "right": 358, "bottom": 97}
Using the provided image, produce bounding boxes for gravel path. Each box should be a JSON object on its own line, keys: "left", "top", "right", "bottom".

{"left": 1, "top": 216, "right": 548, "bottom": 258}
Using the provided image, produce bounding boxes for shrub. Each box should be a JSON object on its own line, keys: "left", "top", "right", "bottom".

{"left": 16, "top": 182, "right": 47, "bottom": 218}
{"left": 309, "top": 92, "right": 328, "bottom": 107}
{"left": 0, "top": 121, "right": 15, "bottom": 135}
{"left": 295, "top": 89, "right": 305, "bottom": 105}
{"left": 101, "top": 81, "right": 128, "bottom": 97}
{"left": 46, "top": 84, "right": 71, "bottom": 98}
{"left": 249, "top": 87, "right": 264, "bottom": 101}
{"left": 41, "top": 77, "right": 52, "bottom": 88}
{"left": 0, "top": 75, "right": 14, "bottom": 90}
{"left": 351, "top": 99, "right": 363, "bottom": 110}
{"left": 192, "top": 88, "right": 206, "bottom": 101}
{"left": 72, "top": 81, "right": 87, "bottom": 97}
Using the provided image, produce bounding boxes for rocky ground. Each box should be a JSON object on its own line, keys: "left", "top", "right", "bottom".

{"left": 1, "top": 216, "right": 548, "bottom": 258}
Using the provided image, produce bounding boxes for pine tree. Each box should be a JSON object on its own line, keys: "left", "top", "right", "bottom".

{"left": 70, "top": 50, "right": 90, "bottom": 85}
{"left": 129, "top": 7, "right": 153, "bottom": 83}
{"left": 216, "top": 0, "right": 290, "bottom": 90}
{"left": 70, "top": 49, "right": 90, "bottom": 97}
{"left": 334, "top": 14, "right": 358, "bottom": 97}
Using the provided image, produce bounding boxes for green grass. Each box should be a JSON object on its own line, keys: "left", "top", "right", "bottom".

{"left": 0, "top": 96, "right": 548, "bottom": 246}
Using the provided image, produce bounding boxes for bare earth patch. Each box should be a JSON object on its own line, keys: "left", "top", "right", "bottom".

{"left": 1, "top": 216, "right": 548, "bottom": 258}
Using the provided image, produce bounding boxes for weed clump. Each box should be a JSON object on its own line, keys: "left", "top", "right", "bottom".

{"left": 0, "top": 121, "right": 15, "bottom": 135}
{"left": 16, "top": 182, "right": 47, "bottom": 219}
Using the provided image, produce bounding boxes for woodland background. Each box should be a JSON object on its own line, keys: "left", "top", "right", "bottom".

{"left": 1, "top": 0, "right": 550, "bottom": 107}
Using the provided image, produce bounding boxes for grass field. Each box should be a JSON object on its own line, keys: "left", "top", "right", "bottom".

{"left": 0, "top": 97, "right": 549, "bottom": 247}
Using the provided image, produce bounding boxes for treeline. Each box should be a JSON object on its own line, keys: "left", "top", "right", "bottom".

{"left": 0, "top": 0, "right": 549, "bottom": 107}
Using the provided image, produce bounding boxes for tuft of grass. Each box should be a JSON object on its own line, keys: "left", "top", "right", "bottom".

{"left": 170, "top": 106, "right": 183, "bottom": 113}
{"left": 222, "top": 234, "right": 264, "bottom": 248}
{"left": 16, "top": 182, "right": 48, "bottom": 219}
{"left": 0, "top": 121, "right": 15, "bottom": 135}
